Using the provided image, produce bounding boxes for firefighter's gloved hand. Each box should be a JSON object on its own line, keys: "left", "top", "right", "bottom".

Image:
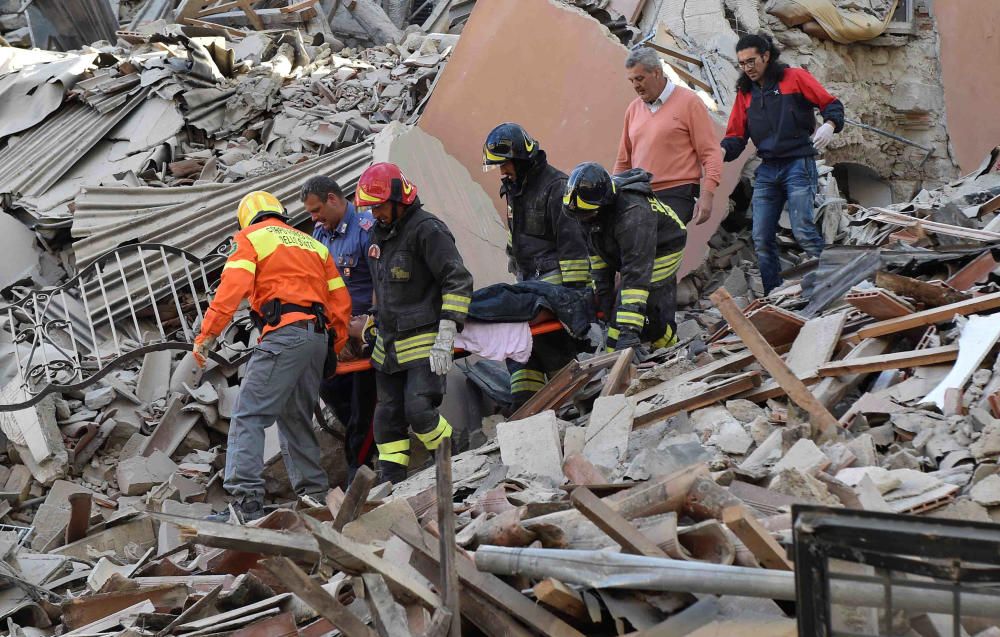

{"left": 613, "top": 328, "right": 642, "bottom": 352}
{"left": 811, "top": 121, "right": 835, "bottom": 151}
{"left": 192, "top": 335, "right": 217, "bottom": 368}
{"left": 429, "top": 319, "right": 457, "bottom": 376}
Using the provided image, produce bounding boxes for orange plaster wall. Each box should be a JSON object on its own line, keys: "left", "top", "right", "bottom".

{"left": 935, "top": 0, "right": 1000, "bottom": 173}
{"left": 418, "top": 0, "right": 745, "bottom": 278}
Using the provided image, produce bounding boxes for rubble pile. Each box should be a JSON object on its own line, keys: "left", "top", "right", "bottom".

{"left": 0, "top": 20, "right": 452, "bottom": 249}
{"left": 4, "top": 0, "right": 1000, "bottom": 635}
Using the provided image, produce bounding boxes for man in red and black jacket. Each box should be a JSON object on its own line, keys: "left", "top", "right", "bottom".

{"left": 721, "top": 32, "right": 844, "bottom": 294}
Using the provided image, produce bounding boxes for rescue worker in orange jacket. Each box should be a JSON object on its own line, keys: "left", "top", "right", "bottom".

{"left": 193, "top": 190, "right": 352, "bottom": 522}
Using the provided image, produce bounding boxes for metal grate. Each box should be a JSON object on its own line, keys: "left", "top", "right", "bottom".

{"left": 793, "top": 505, "right": 1000, "bottom": 637}
{"left": 1, "top": 241, "right": 231, "bottom": 412}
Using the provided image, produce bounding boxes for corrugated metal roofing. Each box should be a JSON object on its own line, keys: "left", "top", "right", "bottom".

{"left": 0, "top": 89, "right": 150, "bottom": 206}
{"left": 71, "top": 141, "right": 375, "bottom": 323}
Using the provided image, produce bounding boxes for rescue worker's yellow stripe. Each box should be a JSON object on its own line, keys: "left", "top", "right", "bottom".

{"left": 511, "top": 379, "right": 545, "bottom": 393}
{"left": 616, "top": 311, "right": 645, "bottom": 327}
{"left": 590, "top": 255, "right": 609, "bottom": 270}
{"left": 224, "top": 259, "right": 256, "bottom": 274}
{"left": 377, "top": 438, "right": 411, "bottom": 466}
{"left": 441, "top": 294, "right": 470, "bottom": 313}
{"left": 416, "top": 416, "right": 452, "bottom": 450}
{"left": 648, "top": 196, "right": 686, "bottom": 229}
{"left": 512, "top": 369, "right": 545, "bottom": 382}
{"left": 396, "top": 332, "right": 437, "bottom": 350}
{"left": 539, "top": 271, "right": 563, "bottom": 284}
{"left": 484, "top": 148, "right": 506, "bottom": 162}
{"left": 356, "top": 187, "right": 383, "bottom": 203}
{"left": 371, "top": 335, "right": 386, "bottom": 364}
{"left": 563, "top": 193, "right": 600, "bottom": 210}
{"left": 606, "top": 326, "right": 621, "bottom": 353}
{"left": 328, "top": 277, "right": 345, "bottom": 291}
{"left": 620, "top": 288, "right": 649, "bottom": 305}
{"left": 246, "top": 225, "right": 330, "bottom": 261}
{"left": 652, "top": 324, "right": 677, "bottom": 349}
{"left": 559, "top": 259, "right": 590, "bottom": 283}
{"left": 651, "top": 251, "right": 684, "bottom": 282}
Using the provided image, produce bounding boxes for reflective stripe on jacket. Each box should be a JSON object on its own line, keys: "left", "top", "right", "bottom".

{"left": 198, "top": 217, "right": 352, "bottom": 353}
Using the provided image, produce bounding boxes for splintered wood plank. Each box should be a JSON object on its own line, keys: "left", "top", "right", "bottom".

{"left": 533, "top": 579, "right": 589, "bottom": 622}
{"left": 600, "top": 348, "right": 634, "bottom": 397}
{"left": 261, "top": 558, "right": 376, "bottom": 637}
{"left": 148, "top": 512, "right": 320, "bottom": 562}
{"left": 304, "top": 517, "right": 440, "bottom": 609}
{"left": 633, "top": 371, "right": 761, "bottom": 427}
{"left": 571, "top": 487, "right": 669, "bottom": 558}
{"left": 333, "top": 465, "right": 377, "bottom": 532}
{"left": 435, "top": 437, "right": 461, "bottom": 637}
{"left": 876, "top": 271, "right": 970, "bottom": 307}
{"left": 816, "top": 344, "right": 959, "bottom": 377}
{"left": 710, "top": 288, "right": 840, "bottom": 435}
{"left": 392, "top": 525, "right": 586, "bottom": 637}
{"left": 858, "top": 288, "right": 1000, "bottom": 339}
{"left": 362, "top": 574, "right": 413, "bottom": 637}
{"left": 509, "top": 360, "right": 585, "bottom": 420}
{"left": 722, "top": 506, "right": 793, "bottom": 571}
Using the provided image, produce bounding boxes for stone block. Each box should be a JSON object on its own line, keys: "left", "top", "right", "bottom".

{"left": 116, "top": 450, "right": 178, "bottom": 496}
{"left": 582, "top": 395, "right": 635, "bottom": 471}
{"left": 496, "top": 411, "right": 563, "bottom": 480}
{"left": 773, "top": 439, "right": 830, "bottom": 475}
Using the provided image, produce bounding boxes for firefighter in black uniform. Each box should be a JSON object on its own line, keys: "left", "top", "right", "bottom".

{"left": 483, "top": 123, "right": 592, "bottom": 408}
{"left": 357, "top": 162, "right": 474, "bottom": 485}
{"left": 563, "top": 163, "right": 686, "bottom": 352}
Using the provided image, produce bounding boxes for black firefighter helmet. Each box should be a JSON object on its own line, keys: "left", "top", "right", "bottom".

{"left": 482, "top": 122, "right": 540, "bottom": 167}
{"left": 563, "top": 162, "right": 616, "bottom": 217}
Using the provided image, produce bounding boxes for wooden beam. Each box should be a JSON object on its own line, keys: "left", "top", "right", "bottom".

{"left": 665, "top": 60, "right": 712, "bottom": 92}
{"left": 571, "top": 488, "right": 669, "bottom": 558}
{"left": 710, "top": 288, "right": 840, "bottom": 435}
{"left": 816, "top": 344, "right": 959, "bottom": 377}
{"left": 392, "top": 525, "right": 586, "bottom": 637}
{"left": 333, "top": 465, "right": 376, "bottom": 532}
{"left": 533, "top": 579, "right": 588, "bottom": 622}
{"left": 634, "top": 371, "right": 761, "bottom": 427}
{"left": 857, "top": 291, "right": 1000, "bottom": 339}
{"left": 262, "top": 558, "right": 377, "bottom": 637}
{"left": 630, "top": 350, "right": 757, "bottom": 404}
{"left": 304, "top": 517, "right": 441, "bottom": 609}
{"left": 645, "top": 41, "right": 704, "bottom": 66}
{"left": 435, "top": 437, "right": 460, "bottom": 637}
{"left": 509, "top": 360, "right": 587, "bottom": 420}
{"left": 149, "top": 512, "right": 320, "bottom": 562}
{"left": 362, "top": 573, "right": 414, "bottom": 637}
{"left": 722, "top": 506, "right": 792, "bottom": 571}
{"left": 600, "top": 348, "right": 634, "bottom": 397}
{"left": 405, "top": 547, "right": 532, "bottom": 637}
{"left": 605, "top": 463, "right": 709, "bottom": 520}
{"left": 875, "top": 271, "right": 970, "bottom": 307}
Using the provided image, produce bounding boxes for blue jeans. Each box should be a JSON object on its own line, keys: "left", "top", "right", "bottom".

{"left": 751, "top": 157, "right": 825, "bottom": 293}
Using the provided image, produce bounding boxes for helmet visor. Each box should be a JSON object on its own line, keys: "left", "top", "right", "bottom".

{"left": 483, "top": 139, "right": 514, "bottom": 165}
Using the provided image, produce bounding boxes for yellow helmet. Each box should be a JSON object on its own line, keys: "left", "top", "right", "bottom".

{"left": 237, "top": 190, "right": 286, "bottom": 229}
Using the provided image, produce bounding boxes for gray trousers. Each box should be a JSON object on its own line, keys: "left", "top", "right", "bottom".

{"left": 224, "top": 323, "right": 329, "bottom": 502}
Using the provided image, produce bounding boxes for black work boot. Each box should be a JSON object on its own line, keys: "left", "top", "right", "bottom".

{"left": 375, "top": 461, "right": 407, "bottom": 486}
{"left": 204, "top": 498, "right": 265, "bottom": 524}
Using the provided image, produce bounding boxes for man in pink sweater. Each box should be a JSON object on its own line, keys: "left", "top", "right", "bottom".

{"left": 614, "top": 47, "right": 722, "bottom": 227}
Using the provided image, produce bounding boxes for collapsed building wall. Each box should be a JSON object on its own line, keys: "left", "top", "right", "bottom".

{"left": 935, "top": 0, "right": 1000, "bottom": 174}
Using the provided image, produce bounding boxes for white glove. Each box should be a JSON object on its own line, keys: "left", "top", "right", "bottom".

{"left": 811, "top": 121, "right": 835, "bottom": 152}
{"left": 429, "top": 319, "right": 457, "bottom": 376}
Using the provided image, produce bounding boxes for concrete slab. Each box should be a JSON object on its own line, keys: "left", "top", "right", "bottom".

{"left": 496, "top": 410, "right": 563, "bottom": 480}
{"left": 583, "top": 395, "right": 635, "bottom": 471}
{"left": 116, "top": 450, "right": 179, "bottom": 496}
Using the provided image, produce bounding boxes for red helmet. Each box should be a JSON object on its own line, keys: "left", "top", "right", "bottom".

{"left": 355, "top": 162, "right": 417, "bottom": 208}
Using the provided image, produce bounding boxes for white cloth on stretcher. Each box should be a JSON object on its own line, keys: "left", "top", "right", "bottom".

{"left": 454, "top": 320, "right": 533, "bottom": 363}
